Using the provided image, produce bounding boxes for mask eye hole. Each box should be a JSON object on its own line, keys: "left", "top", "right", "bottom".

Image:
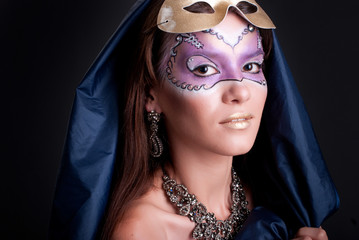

{"left": 236, "top": 1, "right": 258, "bottom": 14}
{"left": 183, "top": 2, "right": 215, "bottom": 14}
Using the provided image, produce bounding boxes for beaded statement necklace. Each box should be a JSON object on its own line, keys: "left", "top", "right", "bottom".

{"left": 162, "top": 168, "right": 250, "bottom": 240}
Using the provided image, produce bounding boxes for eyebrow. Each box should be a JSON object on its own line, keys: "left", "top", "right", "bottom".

{"left": 242, "top": 49, "right": 265, "bottom": 60}
{"left": 187, "top": 48, "right": 265, "bottom": 62}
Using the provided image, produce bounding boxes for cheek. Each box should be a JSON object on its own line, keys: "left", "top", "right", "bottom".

{"left": 158, "top": 85, "right": 219, "bottom": 129}
{"left": 255, "top": 86, "right": 267, "bottom": 105}
{"left": 252, "top": 87, "right": 267, "bottom": 119}
{"left": 159, "top": 86, "right": 191, "bottom": 128}
{"left": 242, "top": 83, "right": 267, "bottom": 120}
{"left": 259, "top": 86, "right": 267, "bottom": 104}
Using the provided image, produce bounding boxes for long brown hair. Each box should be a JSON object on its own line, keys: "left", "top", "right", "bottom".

{"left": 101, "top": 0, "right": 273, "bottom": 238}
{"left": 100, "top": 0, "right": 168, "bottom": 238}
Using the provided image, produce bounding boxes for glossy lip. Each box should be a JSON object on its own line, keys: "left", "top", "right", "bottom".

{"left": 220, "top": 112, "right": 254, "bottom": 130}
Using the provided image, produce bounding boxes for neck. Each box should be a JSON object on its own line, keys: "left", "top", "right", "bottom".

{"left": 165, "top": 147, "right": 234, "bottom": 220}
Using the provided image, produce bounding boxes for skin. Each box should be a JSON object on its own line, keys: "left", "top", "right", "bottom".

{"left": 159, "top": 13, "right": 267, "bottom": 159}
{"left": 293, "top": 227, "right": 328, "bottom": 240}
{"left": 113, "top": 11, "right": 328, "bottom": 240}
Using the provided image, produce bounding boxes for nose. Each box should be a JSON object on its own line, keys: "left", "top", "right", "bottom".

{"left": 222, "top": 81, "right": 250, "bottom": 104}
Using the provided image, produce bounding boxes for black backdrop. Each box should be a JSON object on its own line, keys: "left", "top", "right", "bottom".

{"left": 1, "top": 0, "right": 358, "bottom": 239}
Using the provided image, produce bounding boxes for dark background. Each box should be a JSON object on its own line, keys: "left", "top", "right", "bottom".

{"left": 1, "top": 0, "right": 358, "bottom": 239}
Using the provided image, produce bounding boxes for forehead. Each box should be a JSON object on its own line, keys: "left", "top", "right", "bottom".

{"left": 175, "top": 13, "right": 261, "bottom": 56}
{"left": 210, "top": 11, "right": 249, "bottom": 37}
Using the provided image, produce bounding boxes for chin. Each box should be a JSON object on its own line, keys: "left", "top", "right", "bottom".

{"left": 215, "top": 140, "right": 256, "bottom": 157}
{"left": 231, "top": 146, "right": 253, "bottom": 156}
{"left": 228, "top": 135, "right": 257, "bottom": 156}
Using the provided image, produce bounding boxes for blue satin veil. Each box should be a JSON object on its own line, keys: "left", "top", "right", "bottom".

{"left": 50, "top": 0, "right": 339, "bottom": 239}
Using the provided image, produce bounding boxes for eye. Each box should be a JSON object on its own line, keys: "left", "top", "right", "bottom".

{"left": 242, "top": 62, "right": 262, "bottom": 74}
{"left": 187, "top": 55, "right": 220, "bottom": 77}
{"left": 192, "top": 64, "right": 219, "bottom": 77}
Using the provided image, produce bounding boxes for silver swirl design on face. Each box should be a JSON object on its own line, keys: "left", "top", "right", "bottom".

{"left": 165, "top": 27, "right": 266, "bottom": 91}
{"left": 166, "top": 33, "right": 207, "bottom": 91}
{"left": 202, "top": 24, "right": 256, "bottom": 49}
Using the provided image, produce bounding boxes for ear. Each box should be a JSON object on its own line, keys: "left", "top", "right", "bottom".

{"left": 145, "top": 88, "right": 162, "bottom": 113}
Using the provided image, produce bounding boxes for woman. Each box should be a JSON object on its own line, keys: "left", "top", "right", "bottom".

{"left": 50, "top": 0, "right": 339, "bottom": 239}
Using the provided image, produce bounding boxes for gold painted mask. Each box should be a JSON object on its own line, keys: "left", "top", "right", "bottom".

{"left": 157, "top": 0, "right": 275, "bottom": 33}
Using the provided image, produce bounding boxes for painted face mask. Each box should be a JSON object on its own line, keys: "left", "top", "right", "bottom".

{"left": 157, "top": 0, "right": 275, "bottom": 33}
{"left": 166, "top": 13, "right": 267, "bottom": 91}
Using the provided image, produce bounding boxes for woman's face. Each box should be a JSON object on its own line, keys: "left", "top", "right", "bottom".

{"left": 149, "top": 12, "right": 267, "bottom": 157}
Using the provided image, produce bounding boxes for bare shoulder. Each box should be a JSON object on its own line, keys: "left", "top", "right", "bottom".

{"left": 111, "top": 173, "right": 194, "bottom": 240}
{"left": 112, "top": 199, "right": 167, "bottom": 240}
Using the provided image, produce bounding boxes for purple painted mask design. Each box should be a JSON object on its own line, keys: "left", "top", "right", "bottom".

{"left": 165, "top": 23, "right": 266, "bottom": 91}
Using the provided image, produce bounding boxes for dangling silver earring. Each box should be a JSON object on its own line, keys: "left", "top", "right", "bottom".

{"left": 147, "top": 111, "right": 163, "bottom": 157}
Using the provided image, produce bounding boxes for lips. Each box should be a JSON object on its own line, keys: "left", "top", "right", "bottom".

{"left": 220, "top": 113, "right": 253, "bottom": 130}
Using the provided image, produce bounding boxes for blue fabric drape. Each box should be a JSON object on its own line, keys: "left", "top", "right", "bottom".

{"left": 50, "top": 1, "right": 150, "bottom": 239}
{"left": 233, "top": 31, "right": 339, "bottom": 239}
{"left": 50, "top": 0, "right": 339, "bottom": 239}
{"left": 235, "top": 207, "right": 289, "bottom": 240}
